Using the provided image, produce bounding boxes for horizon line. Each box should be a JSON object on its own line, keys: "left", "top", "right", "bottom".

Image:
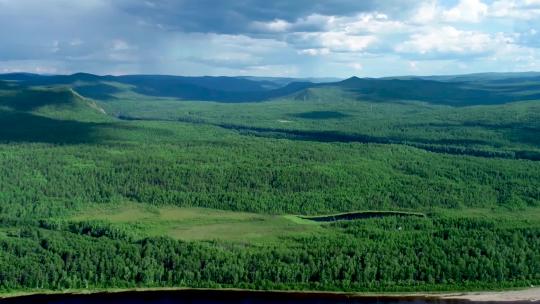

{"left": 1, "top": 70, "right": 540, "bottom": 79}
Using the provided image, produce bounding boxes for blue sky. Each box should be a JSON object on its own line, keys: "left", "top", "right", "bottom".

{"left": 0, "top": 0, "right": 539, "bottom": 77}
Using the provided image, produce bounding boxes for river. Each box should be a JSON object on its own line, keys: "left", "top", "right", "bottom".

{"left": 1, "top": 289, "right": 537, "bottom": 304}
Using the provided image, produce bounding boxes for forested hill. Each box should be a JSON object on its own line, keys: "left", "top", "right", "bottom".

{"left": 331, "top": 77, "right": 529, "bottom": 106}
{"left": 0, "top": 73, "right": 314, "bottom": 102}
{"left": 1, "top": 72, "right": 540, "bottom": 105}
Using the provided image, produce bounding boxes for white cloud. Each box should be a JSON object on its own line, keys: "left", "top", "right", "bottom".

{"left": 411, "top": 0, "right": 539, "bottom": 23}
{"left": 396, "top": 26, "right": 512, "bottom": 56}
{"left": 489, "top": 0, "right": 540, "bottom": 19}
{"left": 255, "top": 3, "right": 538, "bottom": 73}
{"left": 297, "top": 48, "right": 330, "bottom": 56}
{"left": 282, "top": 12, "right": 404, "bottom": 56}
{"left": 350, "top": 63, "right": 363, "bottom": 71}
{"left": 317, "top": 32, "right": 376, "bottom": 52}
{"left": 442, "top": 0, "right": 488, "bottom": 22}
{"left": 342, "top": 13, "right": 407, "bottom": 34}
{"left": 411, "top": 0, "right": 488, "bottom": 24}
{"left": 412, "top": 1, "right": 439, "bottom": 24}
{"left": 251, "top": 19, "right": 291, "bottom": 33}
{"left": 290, "top": 12, "right": 406, "bottom": 34}
{"left": 300, "top": 14, "right": 337, "bottom": 29}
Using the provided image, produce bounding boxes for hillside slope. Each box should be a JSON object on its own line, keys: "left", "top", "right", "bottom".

{"left": 0, "top": 83, "right": 108, "bottom": 121}
{"left": 0, "top": 83, "right": 113, "bottom": 144}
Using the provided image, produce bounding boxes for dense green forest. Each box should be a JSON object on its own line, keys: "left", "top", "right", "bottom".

{"left": 0, "top": 73, "right": 539, "bottom": 294}
{"left": 1, "top": 217, "right": 538, "bottom": 291}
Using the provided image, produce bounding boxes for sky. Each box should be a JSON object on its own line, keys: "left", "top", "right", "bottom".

{"left": 0, "top": 0, "right": 539, "bottom": 77}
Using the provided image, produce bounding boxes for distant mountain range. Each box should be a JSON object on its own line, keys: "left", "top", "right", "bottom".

{"left": 1, "top": 72, "right": 540, "bottom": 106}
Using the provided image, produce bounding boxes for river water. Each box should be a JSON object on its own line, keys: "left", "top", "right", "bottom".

{"left": 0, "top": 290, "right": 532, "bottom": 304}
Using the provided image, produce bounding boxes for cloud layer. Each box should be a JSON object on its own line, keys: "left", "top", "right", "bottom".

{"left": 0, "top": 0, "right": 538, "bottom": 77}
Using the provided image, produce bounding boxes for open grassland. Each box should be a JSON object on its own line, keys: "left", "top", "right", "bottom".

{"left": 69, "top": 203, "right": 323, "bottom": 244}
{"left": 64, "top": 203, "right": 540, "bottom": 244}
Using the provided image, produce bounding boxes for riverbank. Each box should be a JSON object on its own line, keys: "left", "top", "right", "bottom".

{"left": 440, "top": 287, "right": 540, "bottom": 302}
{"left": 1, "top": 287, "right": 538, "bottom": 302}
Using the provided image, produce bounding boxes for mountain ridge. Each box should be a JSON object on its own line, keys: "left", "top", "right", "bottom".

{"left": 1, "top": 72, "right": 540, "bottom": 105}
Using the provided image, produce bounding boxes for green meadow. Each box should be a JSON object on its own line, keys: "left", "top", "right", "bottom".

{"left": 69, "top": 202, "right": 323, "bottom": 244}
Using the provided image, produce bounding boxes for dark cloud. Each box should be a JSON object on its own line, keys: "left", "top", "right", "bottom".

{"left": 116, "top": 0, "right": 415, "bottom": 34}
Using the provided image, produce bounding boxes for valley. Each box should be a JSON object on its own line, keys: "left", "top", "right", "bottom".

{"left": 0, "top": 72, "right": 538, "bottom": 295}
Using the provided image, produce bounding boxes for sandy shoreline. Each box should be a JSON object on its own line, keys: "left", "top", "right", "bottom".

{"left": 1, "top": 287, "right": 539, "bottom": 302}
{"left": 439, "top": 287, "right": 540, "bottom": 302}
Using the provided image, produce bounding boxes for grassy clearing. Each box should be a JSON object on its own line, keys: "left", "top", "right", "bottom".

{"left": 65, "top": 204, "right": 540, "bottom": 244}
{"left": 69, "top": 202, "right": 326, "bottom": 244}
